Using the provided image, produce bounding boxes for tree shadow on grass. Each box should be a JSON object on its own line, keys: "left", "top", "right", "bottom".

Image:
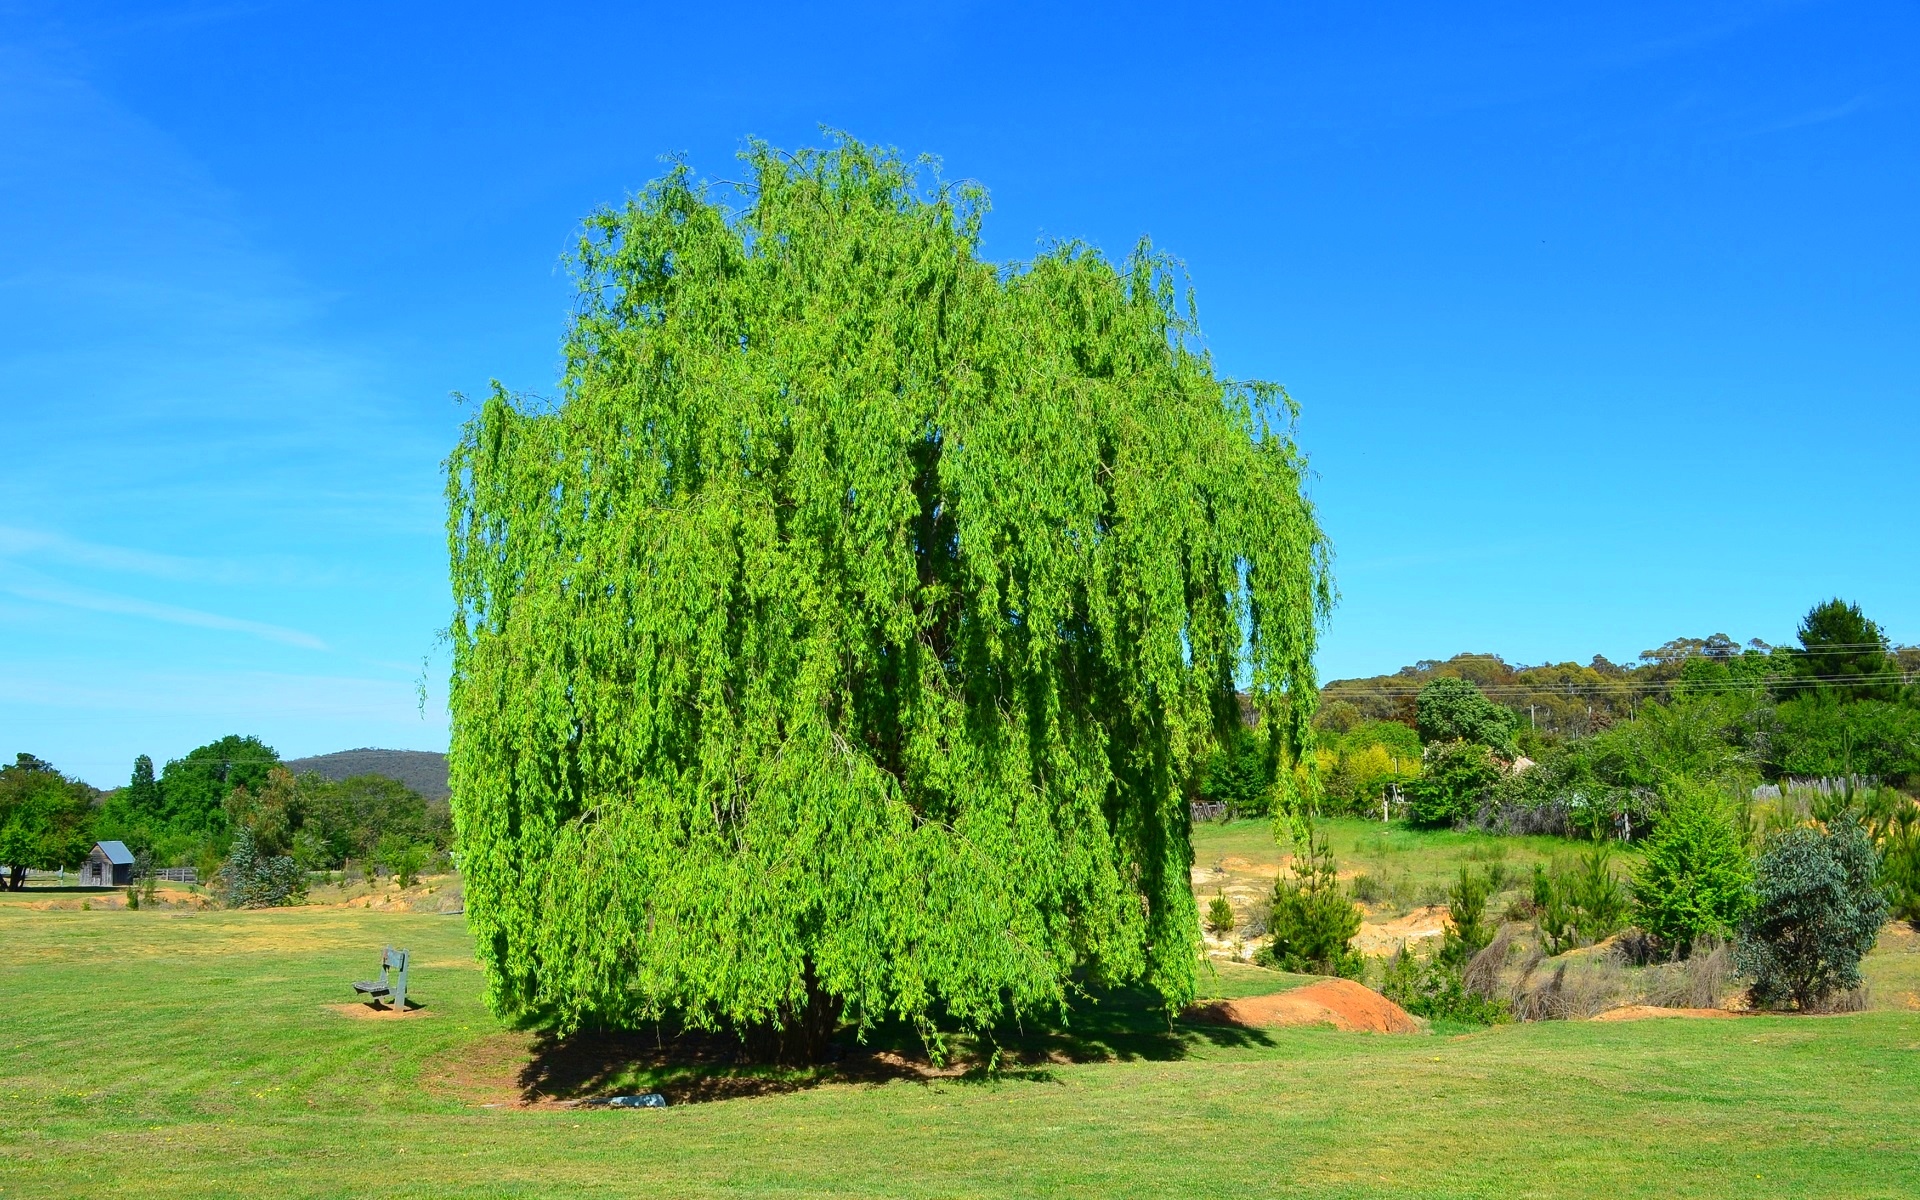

{"left": 514, "top": 985, "right": 1274, "bottom": 1107}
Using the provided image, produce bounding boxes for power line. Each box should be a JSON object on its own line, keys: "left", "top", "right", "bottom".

{"left": 1322, "top": 672, "right": 1913, "bottom": 699}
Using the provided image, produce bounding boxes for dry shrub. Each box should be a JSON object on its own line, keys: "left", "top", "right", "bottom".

{"left": 1511, "top": 955, "right": 1631, "bottom": 1021}
{"left": 1825, "top": 985, "right": 1871, "bottom": 1013}
{"left": 1637, "top": 937, "right": 1735, "bottom": 1010}
{"left": 1463, "top": 924, "right": 1515, "bottom": 999}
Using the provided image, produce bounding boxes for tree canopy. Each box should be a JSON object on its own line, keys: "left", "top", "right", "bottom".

{"left": 96, "top": 735, "right": 281, "bottom": 865}
{"left": 1415, "top": 677, "right": 1518, "bottom": 755}
{"left": 0, "top": 754, "right": 97, "bottom": 890}
{"left": 446, "top": 138, "right": 1330, "bottom": 1050}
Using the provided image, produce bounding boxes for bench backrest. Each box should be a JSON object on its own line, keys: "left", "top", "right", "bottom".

{"left": 383, "top": 947, "right": 408, "bottom": 972}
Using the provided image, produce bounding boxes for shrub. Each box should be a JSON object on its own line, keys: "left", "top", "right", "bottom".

{"left": 377, "top": 835, "right": 430, "bottom": 889}
{"left": 1349, "top": 872, "right": 1384, "bottom": 904}
{"left": 1631, "top": 785, "right": 1755, "bottom": 957}
{"left": 1381, "top": 946, "right": 1511, "bottom": 1025}
{"left": 1639, "top": 936, "right": 1735, "bottom": 1009}
{"left": 1405, "top": 741, "right": 1502, "bottom": 829}
{"left": 1510, "top": 955, "right": 1628, "bottom": 1021}
{"left": 1439, "top": 867, "right": 1495, "bottom": 966}
{"left": 1881, "top": 808, "right": 1920, "bottom": 926}
{"left": 1535, "top": 846, "right": 1626, "bottom": 955}
{"left": 217, "top": 828, "right": 307, "bottom": 908}
{"left": 1258, "top": 822, "right": 1363, "bottom": 978}
{"left": 1737, "top": 815, "right": 1887, "bottom": 1010}
{"left": 1205, "top": 893, "right": 1236, "bottom": 936}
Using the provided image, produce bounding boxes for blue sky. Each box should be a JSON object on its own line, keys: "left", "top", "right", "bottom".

{"left": 3, "top": 1, "right": 1915, "bottom": 786}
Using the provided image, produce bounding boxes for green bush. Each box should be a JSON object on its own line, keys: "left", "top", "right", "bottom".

{"left": 1404, "top": 741, "right": 1502, "bottom": 829}
{"left": 1380, "top": 946, "right": 1510, "bottom": 1025}
{"left": 1535, "top": 845, "right": 1627, "bottom": 955}
{"left": 1439, "top": 867, "right": 1495, "bottom": 966}
{"left": 1258, "top": 823, "right": 1363, "bottom": 978}
{"left": 1881, "top": 809, "right": 1920, "bottom": 926}
{"left": 1205, "top": 893, "right": 1236, "bottom": 936}
{"left": 377, "top": 835, "right": 431, "bottom": 889}
{"left": 1632, "top": 785, "right": 1755, "bottom": 957}
{"left": 1737, "top": 816, "right": 1887, "bottom": 1010}
{"left": 217, "top": 829, "right": 307, "bottom": 908}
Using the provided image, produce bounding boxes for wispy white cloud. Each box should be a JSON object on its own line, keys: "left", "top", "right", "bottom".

{"left": 0, "top": 577, "right": 327, "bottom": 650}
{"left": 1748, "top": 94, "right": 1870, "bottom": 136}
{"left": 0, "top": 524, "right": 255, "bottom": 584}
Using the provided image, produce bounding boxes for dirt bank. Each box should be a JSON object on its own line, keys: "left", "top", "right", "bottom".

{"left": 1189, "top": 978, "right": 1420, "bottom": 1034}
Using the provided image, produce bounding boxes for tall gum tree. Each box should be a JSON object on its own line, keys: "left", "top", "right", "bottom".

{"left": 446, "top": 138, "right": 1332, "bottom": 1055}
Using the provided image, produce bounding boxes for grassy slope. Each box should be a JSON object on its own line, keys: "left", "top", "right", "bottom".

{"left": 1194, "top": 816, "right": 1605, "bottom": 893}
{"left": 4, "top": 897, "right": 1918, "bottom": 1198}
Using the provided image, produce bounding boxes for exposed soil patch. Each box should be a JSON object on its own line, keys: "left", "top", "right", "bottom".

{"left": 329, "top": 1002, "right": 431, "bottom": 1020}
{"left": 1217, "top": 855, "right": 1283, "bottom": 879}
{"left": 1353, "top": 905, "right": 1449, "bottom": 956}
{"left": 1593, "top": 1005, "right": 1740, "bottom": 1022}
{"left": 1188, "top": 979, "right": 1420, "bottom": 1034}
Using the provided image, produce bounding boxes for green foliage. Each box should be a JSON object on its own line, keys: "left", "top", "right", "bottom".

{"left": 1880, "top": 807, "right": 1920, "bottom": 926}
{"left": 1481, "top": 692, "right": 1763, "bottom": 839}
{"left": 296, "top": 774, "right": 450, "bottom": 868}
{"left": 1198, "top": 726, "right": 1275, "bottom": 817}
{"left": 159, "top": 735, "right": 280, "bottom": 843}
{"left": 223, "top": 766, "right": 298, "bottom": 858}
{"left": 1416, "top": 678, "right": 1518, "bottom": 754}
{"left": 98, "top": 737, "right": 282, "bottom": 864}
{"left": 1737, "top": 816, "right": 1887, "bottom": 1010}
{"left": 1404, "top": 740, "right": 1501, "bottom": 829}
{"left": 1315, "top": 720, "right": 1421, "bottom": 816}
{"left": 377, "top": 835, "right": 430, "bottom": 889}
{"left": 1631, "top": 784, "right": 1755, "bottom": 956}
{"left": 1257, "top": 822, "right": 1362, "bottom": 978}
{"left": 1380, "top": 946, "right": 1510, "bottom": 1025}
{"left": 1766, "top": 695, "right": 1920, "bottom": 783}
{"left": 1204, "top": 893, "right": 1235, "bottom": 936}
{"left": 1793, "top": 598, "right": 1895, "bottom": 697}
{"left": 444, "top": 138, "right": 1331, "bottom": 1046}
{"left": 0, "top": 754, "right": 97, "bottom": 889}
{"left": 1439, "top": 867, "right": 1495, "bottom": 966}
{"left": 1534, "top": 845, "right": 1627, "bottom": 955}
{"left": 216, "top": 828, "right": 307, "bottom": 909}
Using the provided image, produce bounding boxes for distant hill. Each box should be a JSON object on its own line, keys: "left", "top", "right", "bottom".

{"left": 284, "top": 748, "right": 449, "bottom": 802}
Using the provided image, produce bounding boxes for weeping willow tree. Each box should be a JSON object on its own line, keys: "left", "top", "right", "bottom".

{"left": 447, "top": 137, "right": 1330, "bottom": 1057}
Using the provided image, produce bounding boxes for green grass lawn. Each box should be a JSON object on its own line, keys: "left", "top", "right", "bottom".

{"left": 4, "top": 894, "right": 1918, "bottom": 1197}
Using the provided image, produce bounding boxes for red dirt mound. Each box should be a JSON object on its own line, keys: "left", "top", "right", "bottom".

{"left": 1190, "top": 979, "right": 1420, "bottom": 1034}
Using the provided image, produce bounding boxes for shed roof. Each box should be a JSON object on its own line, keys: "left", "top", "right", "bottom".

{"left": 94, "top": 840, "right": 135, "bottom": 866}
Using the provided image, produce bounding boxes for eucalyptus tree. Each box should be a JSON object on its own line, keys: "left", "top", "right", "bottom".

{"left": 446, "top": 138, "right": 1330, "bottom": 1057}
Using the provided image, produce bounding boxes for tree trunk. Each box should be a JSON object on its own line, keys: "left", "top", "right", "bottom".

{"left": 746, "top": 957, "right": 844, "bottom": 1064}
{"left": 6, "top": 865, "right": 24, "bottom": 891}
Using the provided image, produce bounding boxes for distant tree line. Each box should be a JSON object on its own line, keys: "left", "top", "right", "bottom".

{"left": 0, "top": 734, "right": 451, "bottom": 890}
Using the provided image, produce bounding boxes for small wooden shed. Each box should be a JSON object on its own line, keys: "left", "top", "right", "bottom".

{"left": 85, "top": 841, "right": 135, "bottom": 887}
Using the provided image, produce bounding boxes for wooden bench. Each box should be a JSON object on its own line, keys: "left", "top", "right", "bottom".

{"left": 353, "top": 946, "right": 410, "bottom": 1010}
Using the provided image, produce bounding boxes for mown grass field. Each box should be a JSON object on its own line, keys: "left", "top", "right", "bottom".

{"left": 4, "top": 889, "right": 1919, "bottom": 1198}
